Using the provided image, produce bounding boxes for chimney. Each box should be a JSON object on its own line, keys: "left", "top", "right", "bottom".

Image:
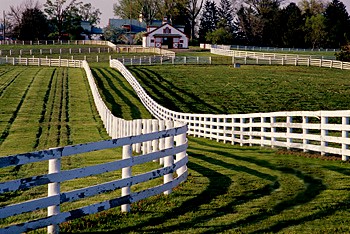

{"left": 162, "top": 17, "right": 168, "bottom": 24}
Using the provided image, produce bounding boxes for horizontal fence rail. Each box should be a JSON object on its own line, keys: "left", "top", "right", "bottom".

{"left": 0, "top": 47, "right": 114, "bottom": 56}
{"left": 0, "top": 39, "right": 115, "bottom": 47}
{"left": 210, "top": 48, "right": 350, "bottom": 70}
{"left": 110, "top": 59, "right": 350, "bottom": 161}
{"left": 0, "top": 57, "right": 82, "bottom": 67}
{"left": 115, "top": 55, "right": 212, "bottom": 66}
{"left": 0, "top": 121, "right": 188, "bottom": 234}
{"left": 0, "top": 59, "right": 188, "bottom": 233}
{"left": 201, "top": 43, "right": 339, "bottom": 53}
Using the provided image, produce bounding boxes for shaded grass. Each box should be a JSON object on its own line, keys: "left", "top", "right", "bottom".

{"left": 128, "top": 65, "right": 350, "bottom": 114}
{"left": 61, "top": 137, "right": 350, "bottom": 233}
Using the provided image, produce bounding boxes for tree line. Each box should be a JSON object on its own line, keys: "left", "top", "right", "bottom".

{"left": 114, "top": 0, "right": 350, "bottom": 49}
{"left": 2, "top": 0, "right": 101, "bottom": 40}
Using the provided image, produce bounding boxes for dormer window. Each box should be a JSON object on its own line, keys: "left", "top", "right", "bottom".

{"left": 163, "top": 27, "right": 171, "bottom": 34}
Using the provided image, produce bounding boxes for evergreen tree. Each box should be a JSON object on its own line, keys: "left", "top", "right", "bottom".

{"left": 281, "top": 3, "right": 305, "bottom": 48}
{"left": 198, "top": 0, "right": 218, "bottom": 42}
{"left": 18, "top": 7, "right": 49, "bottom": 40}
{"left": 218, "top": 0, "right": 234, "bottom": 31}
{"left": 324, "top": 0, "right": 350, "bottom": 48}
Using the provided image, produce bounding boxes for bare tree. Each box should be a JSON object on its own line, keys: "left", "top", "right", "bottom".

{"left": 7, "top": 0, "right": 41, "bottom": 35}
{"left": 187, "top": 0, "right": 204, "bottom": 40}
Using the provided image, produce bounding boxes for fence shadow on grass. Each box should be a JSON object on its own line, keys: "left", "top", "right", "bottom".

{"left": 91, "top": 69, "right": 123, "bottom": 118}
{"left": 129, "top": 66, "right": 223, "bottom": 114}
{"left": 92, "top": 68, "right": 143, "bottom": 120}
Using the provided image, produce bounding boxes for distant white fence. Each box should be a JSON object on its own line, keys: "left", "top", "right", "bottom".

{"left": 117, "top": 46, "right": 176, "bottom": 57}
{"left": 200, "top": 43, "right": 339, "bottom": 53}
{"left": 210, "top": 48, "right": 350, "bottom": 70}
{"left": 115, "top": 55, "right": 212, "bottom": 65}
{"left": 0, "top": 60, "right": 188, "bottom": 233}
{"left": 0, "top": 39, "right": 115, "bottom": 47}
{"left": 0, "top": 47, "right": 114, "bottom": 56}
{"left": 0, "top": 57, "right": 82, "bottom": 67}
{"left": 110, "top": 59, "right": 350, "bottom": 161}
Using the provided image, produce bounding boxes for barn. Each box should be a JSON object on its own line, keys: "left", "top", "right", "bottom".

{"left": 142, "top": 18, "right": 189, "bottom": 49}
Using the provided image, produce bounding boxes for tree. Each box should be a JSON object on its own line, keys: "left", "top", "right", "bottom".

{"left": 198, "top": 0, "right": 218, "bottom": 42}
{"left": 103, "top": 25, "right": 126, "bottom": 44}
{"left": 335, "top": 45, "right": 350, "bottom": 61}
{"left": 218, "top": 0, "right": 234, "bottom": 30}
{"left": 44, "top": 0, "right": 101, "bottom": 39}
{"left": 113, "top": 0, "right": 142, "bottom": 20}
{"left": 237, "top": 0, "right": 285, "bottom": 46}
{"left": 305, "top": 14, "right": 327, "bottom": 48}
{"left": 186, "top": 0, "right": 204, "bottom": 40}
{"left": 206, "top": 23, "right": 233, "bottom": 44}
{"left": 236, "top": 5, "right": 263, "bottom": 45}
{"left": 139, "top": 0, "right": 159, "bottom": 25}
{"left": 280, "top": 3, "right": 305, "bottom": 47}
{"left": 18, "top": 7, "right": 49, "bottom": 40}
{"left": 78, "top": 3, "right": 101, "bottom": 26}
{"left": 298, "top": 0, "right": 327, "bottom": 16}
{"left": 324, "top": 0, "right": 350, "bottom": 48}
{"left": 44, "top": 0, "right": 80, "bottom": 39}
{"left": 7, "top": 0, "right": 41, "bottom": 37}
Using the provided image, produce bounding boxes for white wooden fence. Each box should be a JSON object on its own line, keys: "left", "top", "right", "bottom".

{"left": 201, "top": 43, "right": 339, "bottom": 53}
{"left": 0, "top": 57, "right": 82, "bottom": 67}
{"left": 211, "top": 47, "right": 350, "bottom": 70}
{"left": 0, "top": 60, "right": 188, "bottom": 233}
{"left": 110, "top": 59, "right": 350, "bottom": 161}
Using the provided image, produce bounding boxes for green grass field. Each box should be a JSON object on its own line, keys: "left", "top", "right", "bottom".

{"left": 127, "top": 65, "right": 350, "bottom": 114}
{"left": 1, "top": 61, "right": 350, "bottom": 233}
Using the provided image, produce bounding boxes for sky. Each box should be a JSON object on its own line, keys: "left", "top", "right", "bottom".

{"left": 0, "top": 0, "right": 350, "bottom": 27}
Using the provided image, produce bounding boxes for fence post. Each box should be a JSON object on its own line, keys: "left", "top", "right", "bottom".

{"left": 47, "top": 154, "right": 61, "bottom": 234}
{"left": 209, "top": 56, "right": 212, "bottom": 65}
{"left": 147, "top": 119, "right": 152, "bottom": 154}
{"left": 159, "top": 120, "right": 165, "bottom": 165}
{"left": 152, "top": 120, "right": 159, "bottom": 162}
{"left": 175, "top": 122, "right": 187, "bottom": 177}
{"left": 271, "top": 116, "right": 276, "bottom": 148}
{"left": 303, "top": 116, "right": 309, "bottom": 152}
{"left": 287, "top": 116, "right": 293, "bottom": 150}
{"left": 321, "top": 114, "right": 328, "bottom": 156}
{"left": 164, "top": 121, "right": 174, "bottom": 195}
{"left": 261, "top": 116, "right": 266, "bottom": 147}
{"left": 121, "top": 144, "right": 132, "bottom": 213}
{"left": 342, "top": 117, "right": 349, "bottom": 161}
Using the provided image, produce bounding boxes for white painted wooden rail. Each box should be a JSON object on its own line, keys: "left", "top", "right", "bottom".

{"left": 0, "top": 57, "right": 82, "bottom": 67}
{"left": 0, "top": 59, "right": 188, "bottom": 233}
{"left": 110, "top": 59, "right": 350, "bottom": 161}
{"left": 0, "top": 122, "right": 188, "bottom": 234}
{"left": 210, "top": 47, "right": 350, "bottom": 70}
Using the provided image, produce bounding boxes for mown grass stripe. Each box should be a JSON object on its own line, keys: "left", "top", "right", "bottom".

{"left": 101, "top": 68, "right": 151, "bottom": 119}
{"left": 0, "top": 68, "right": 27, "bottom": 98}
{"left": 0, "top": 69, "right": 40, "bottom": 146}
{"left": 65, "top": 68, "right": 72, "bottom": 145}
{"left": 33, "top": 68, "right": 56, "bottom": 149}
{"left": 91, "top": 68, "right": 124, "bottom": 118}
{"left": 93, "top": 68, "right": 145, "bottom": 120}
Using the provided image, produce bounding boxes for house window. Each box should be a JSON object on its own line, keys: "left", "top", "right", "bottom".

{"left": 151, "top": 39, "right": 154, "bottom": 43}
{"left": 180, "top": 39, "right": 183, "bottom": 43}
{"left": 163, "top": 27, "right": 171, "bottom": 34}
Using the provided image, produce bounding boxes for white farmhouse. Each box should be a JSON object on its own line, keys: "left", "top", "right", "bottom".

{"left": 142, "top": 18, "right": 189, "bottom": 49}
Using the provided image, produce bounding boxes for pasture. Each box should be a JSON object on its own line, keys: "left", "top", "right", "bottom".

{"left": 127, "top": 65, "right": 350, "bottom": 114}
{"left": 1, "top": 55, "right": 350, "bottom": 233}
